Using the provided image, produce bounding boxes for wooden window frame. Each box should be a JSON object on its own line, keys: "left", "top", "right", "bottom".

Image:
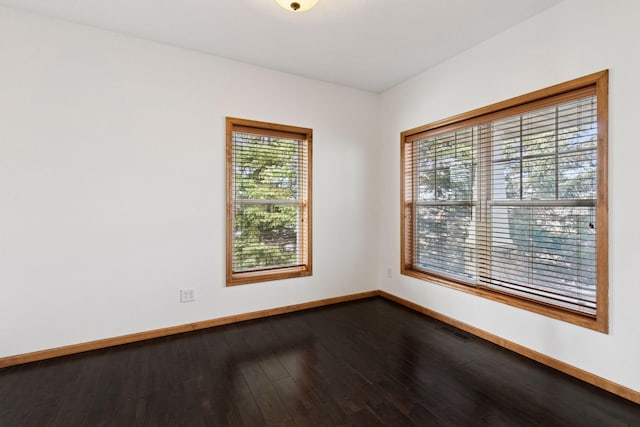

{"left": 400, "top": 71, "right": 609, "bottom": 332}
{"left": 226, "top": 117, "right": 312, "bottom": 286}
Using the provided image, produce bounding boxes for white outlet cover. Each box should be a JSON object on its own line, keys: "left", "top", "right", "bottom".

{"left": 180, "top": 288, "right": 196, "bottom": 303}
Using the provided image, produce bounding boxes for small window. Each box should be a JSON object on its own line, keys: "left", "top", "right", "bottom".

{"left": 226, "top": 117, "right": 312, "bottom": 285}
{"left": 401, "top": 71, "right": 608, "bottom": 332}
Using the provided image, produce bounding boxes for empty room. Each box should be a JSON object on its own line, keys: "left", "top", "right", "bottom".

{"left": 1, "top": 0, "right": 639, "bottom": 425}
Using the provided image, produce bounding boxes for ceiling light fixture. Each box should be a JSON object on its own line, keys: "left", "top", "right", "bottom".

{"left": 275, "top": 0, "right": 318, "bottom": 12}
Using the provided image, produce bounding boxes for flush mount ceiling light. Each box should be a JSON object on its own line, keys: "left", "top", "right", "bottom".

{"left": 275, "top": 0, "right": 318, "bottom": 12}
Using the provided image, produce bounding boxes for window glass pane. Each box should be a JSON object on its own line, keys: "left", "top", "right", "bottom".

{"left": 233, "top": 204, "right": 300, "bottom": 272}
{"left": 435, "top": 134, "right": 456, "bottom": 170}
{"left": 487, "top": 205, "right": 596, "bottom": 313}
{"left": 522, "top": 107, "right": 556, "bottom": 157}
{"left": 493, "top": 160, "right": 521, "bottom": 200}
{"left": 558, "top": 151, "right": 597, "bottom": 199}
{"left": 451, "top": 129, "right": 475, "bottom": 201}
{"left": 233, "top": 133, "right": 300, "bottom": 200}
{"left": 417, "top": 129, "right": 474, "bottom": 202}
{"left": 522, "top": 156, "right": 556, "bottom": 199}
{"left": 415, "top": 205, "right": 475, "bottom": 280}
{"left": 416, "top": 138, "right": 436, "bottom": 201}
{"left": 492, "top": 117, "right": 521, "bottom": 161}
{"left": 417, "top": 170, "right": 436, "bottom": 201}
{"left": 558, "top": 97, "right": 597, "bottom": 152}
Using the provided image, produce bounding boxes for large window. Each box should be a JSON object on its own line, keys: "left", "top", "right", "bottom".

{"left": 226, "top": 117, "right": 312, "bottom": 285}
{"left": 401, "top": 71, "right": 608, "bottom": 332}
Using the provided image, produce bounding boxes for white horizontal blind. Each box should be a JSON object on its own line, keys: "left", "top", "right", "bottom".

{"left": 231, "top": 130, "right": 308, "bottom": 273}
{"left": 406, "top": 94, "right": 599, "bottom": 315}
{"left": 482, "top": 96, "right": 598, "bottom": 314}
{"left": 409, "top": 127, "right": 478, "bottom": 282}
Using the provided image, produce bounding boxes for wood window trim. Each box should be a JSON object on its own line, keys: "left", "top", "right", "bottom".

{"left": 400, "top": 70, "right": 609, "bottom": 333}
{"left": 226, "top": 117, "right": 313, "bottom": 286}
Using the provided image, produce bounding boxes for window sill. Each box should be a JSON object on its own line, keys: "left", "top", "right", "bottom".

{"left": 401, "top": 267, "right": 608, "bottom": 333}
{"left": 227, "top": 265, "right": 312, "bottom": 286}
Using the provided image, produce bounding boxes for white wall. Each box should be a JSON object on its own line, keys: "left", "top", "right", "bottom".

{"left": 0, "top": 6, "right": 379, "bottom": 358}
{"left": 378, "top": 0, "right": 640, "bottom": 392}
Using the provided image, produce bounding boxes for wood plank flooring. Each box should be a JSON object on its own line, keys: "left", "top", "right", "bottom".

{"left": 1, "top": 297, "right": 639, "bottom": 426}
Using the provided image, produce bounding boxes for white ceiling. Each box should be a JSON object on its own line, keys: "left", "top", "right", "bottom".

{"left": 0, "top": 0, "right": 564, "bottom": 92}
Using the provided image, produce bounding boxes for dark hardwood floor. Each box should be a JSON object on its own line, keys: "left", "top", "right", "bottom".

{"left": 1, "top": 297, "right": 639, "bottom": 426}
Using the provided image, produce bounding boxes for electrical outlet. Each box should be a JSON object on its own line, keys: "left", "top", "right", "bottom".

{"left": 180, "top": 288, "right": 196, "bottom": 303}
{"left": 387, "top": 268, "right": 392, "bottom": 278}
